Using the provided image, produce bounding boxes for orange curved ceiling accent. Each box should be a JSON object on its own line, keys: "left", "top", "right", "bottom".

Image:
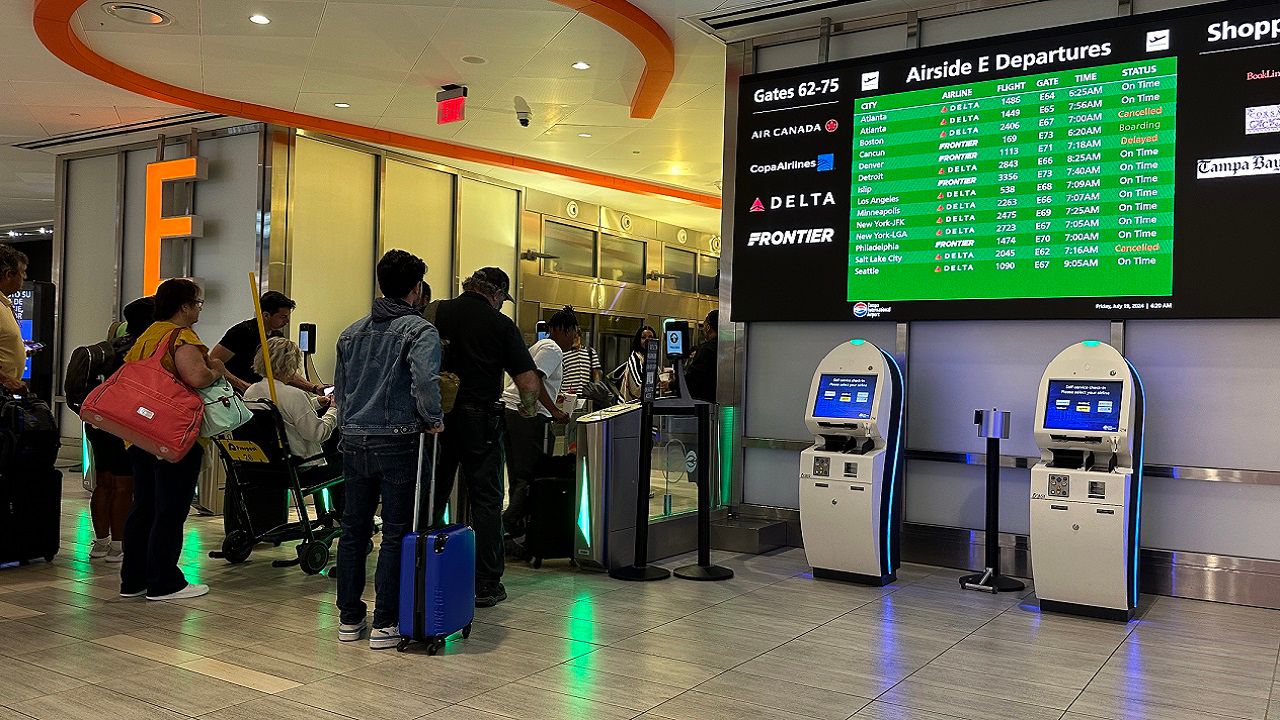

{"left": 32, "top": 0, "right": 719, "bottom": 210}
{"left": 547, "top": 0, "right": 675, "bottom": 119}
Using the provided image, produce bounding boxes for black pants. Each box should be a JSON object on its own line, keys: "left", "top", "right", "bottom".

{"left": 434, "top": 404, "right": 506, "bottom": 585}
{"left": 501, "top": 410, "right": 547, "bottom": 539}
{"left": 122, "top": 444, "right": 203, "bottom": 596}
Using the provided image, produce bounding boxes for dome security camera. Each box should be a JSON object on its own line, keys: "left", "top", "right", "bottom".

{"left": 514, "top": 96, "right": 531, "bottom": 127}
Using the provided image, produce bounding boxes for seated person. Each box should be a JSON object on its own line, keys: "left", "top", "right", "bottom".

{"left": 244, "top": 337, "right": 338, "bottom": 471}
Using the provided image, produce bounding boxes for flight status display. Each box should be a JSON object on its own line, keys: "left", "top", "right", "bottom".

{"left": 733, "top": 2, "right": 1280, "bottom": 321}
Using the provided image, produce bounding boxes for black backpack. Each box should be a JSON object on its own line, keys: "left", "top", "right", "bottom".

{"left": 63, "top": 333, "right": 133, "bottom": 415}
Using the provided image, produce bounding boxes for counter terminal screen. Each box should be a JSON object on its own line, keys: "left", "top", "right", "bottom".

{"left": 1043, "top": 379, "right": 1123, "bottom": 432}
{"left": 813, "top": 374, "right": 878, "bottom": 420}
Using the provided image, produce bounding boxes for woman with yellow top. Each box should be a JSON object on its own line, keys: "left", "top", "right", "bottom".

{"left": 120, "top": 278, "right": 224, "bottom": 601}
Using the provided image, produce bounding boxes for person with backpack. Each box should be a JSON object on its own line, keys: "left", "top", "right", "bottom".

{"left": 81, "top": 296, "right": 154, "bottom": 562}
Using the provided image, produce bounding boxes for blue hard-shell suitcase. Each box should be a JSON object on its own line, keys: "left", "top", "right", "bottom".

{"left": 397, "top": 433, "right": 475, "bottom": 654}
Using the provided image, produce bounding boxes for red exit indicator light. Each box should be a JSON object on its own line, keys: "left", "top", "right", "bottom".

{"left": 437, "top": 85, "right": 467, "bottom": 124}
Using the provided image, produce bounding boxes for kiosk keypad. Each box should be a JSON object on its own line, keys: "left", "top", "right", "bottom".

{"left": 813, "top": 457, "right": 830, "bottom": 478}
{"left": 1048, "top": 474, "right": 1070, "bottom": 497}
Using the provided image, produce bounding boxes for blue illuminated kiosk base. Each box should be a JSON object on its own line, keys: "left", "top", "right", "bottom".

{"left": 1030, "top": 341, "right": 1144, "bottom": 623}
{"left": 799, "top": 339, "right": 904, "bottom": 587}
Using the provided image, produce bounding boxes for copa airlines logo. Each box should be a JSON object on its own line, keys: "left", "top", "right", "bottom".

{"left": 749, "top": 153, "right": 835, "bottom": 175}
{"left": 750, "top": 119, "right": 839, "bottom": 140}
{"left": 747, "top": 192, "right": 837, "bottom": 212}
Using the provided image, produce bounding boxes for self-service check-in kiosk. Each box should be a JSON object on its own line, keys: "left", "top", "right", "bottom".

{"left": 1030, "top": 341, "right": 1144, "bottom": 621}
{"left": 799, "top": 339, "right": 904, "bottom": 585}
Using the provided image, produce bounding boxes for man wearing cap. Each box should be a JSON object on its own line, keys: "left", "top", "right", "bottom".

{"left": 430, "top": 267, "right": 541, "bottom": 607}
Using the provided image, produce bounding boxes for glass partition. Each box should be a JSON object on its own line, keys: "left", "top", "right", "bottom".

{"left": 543, "top": 221, "right": 596, "bottom": 278}
{"left": 664, "top": 247, "right": 697, "bottom": 293}
{"left": 698, "top": 255, "right": 719, "bottom": 297}
{"left": 600, "top": 233, "right": 645, "bottom": 284}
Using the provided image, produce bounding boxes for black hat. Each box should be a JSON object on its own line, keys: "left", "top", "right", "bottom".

{"left": 123, "top": 296, "right": 156, "bottom": 337}
{"left": 473, "top": 267, "right": 514, "bottom": 303}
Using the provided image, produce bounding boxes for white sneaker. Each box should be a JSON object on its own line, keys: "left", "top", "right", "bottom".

{"left": 105, "top": 541, "right": 123, "bottom": 564}
{"left": 369, "top": 624, "right": 400, "bottom": 650}
{"left": 338, "top": 619, "right": 367, "bottom": 642}
{"left": 89, "top": 537, "right": 110, "bottom": 559}
{"left": 147, "top": 583, "right": 210, "bottom": 601}
{"left": 119, "top": 589, "right": 146, "bottom": 598}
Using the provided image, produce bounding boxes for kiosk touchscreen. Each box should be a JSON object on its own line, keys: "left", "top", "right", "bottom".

{"left": 799, "top": 339, "right": 904, "bottom": 585}
{"left": 1030, "top": 341, "right": 1144, "bottom": 621}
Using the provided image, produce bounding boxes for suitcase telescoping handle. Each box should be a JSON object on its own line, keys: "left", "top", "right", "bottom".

{"left": 411, "top": 431, "right": 439, "bottom": 534}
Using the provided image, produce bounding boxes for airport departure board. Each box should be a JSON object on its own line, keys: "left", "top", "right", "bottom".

{"left": 732, "top": 1, "right": 1280, "bottom": 321}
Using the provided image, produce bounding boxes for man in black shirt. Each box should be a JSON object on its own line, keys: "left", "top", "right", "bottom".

{"left": 684, "top": 309, "right": 719, "bottom": 403}
{"left": 212, "top": 291, "right": 323, "bottom": 395}
{"left": 431, "top": 267, "right": 541, "bottom": 607}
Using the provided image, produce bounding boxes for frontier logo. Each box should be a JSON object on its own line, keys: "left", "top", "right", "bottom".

{"left": 746, "top": 227, "right": 835, "bottom": 247}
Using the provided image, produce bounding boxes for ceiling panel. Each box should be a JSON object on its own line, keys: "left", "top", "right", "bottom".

{"left": 517, "top": 14, "right": 646, "bottom": 82}
{"left": 299, "top": 59, "right": 412, "bottom": 95}
{"left": 198, "top": 0, "right": 326, "bottom": 38}
{"left": 0, "top": 0, "right": 730, "bottom": 226}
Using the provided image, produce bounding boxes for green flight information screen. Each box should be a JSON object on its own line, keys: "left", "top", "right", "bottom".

{"left": 734, "top": 1, "right": 1280, "bottom": 321}
{"left": 850, "top": 57, "right": 1176, "bottom": 302}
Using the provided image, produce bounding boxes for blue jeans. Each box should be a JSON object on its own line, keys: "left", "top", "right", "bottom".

{"left": 335, "top": 434, "right": 421, "bottom": 628}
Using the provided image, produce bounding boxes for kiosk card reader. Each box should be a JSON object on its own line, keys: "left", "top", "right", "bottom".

{"left": 799, "top": 339, "right": 904, "bottom": 585}
{"left": 1030, "top": 340, "right": 1144, "bottom": 621}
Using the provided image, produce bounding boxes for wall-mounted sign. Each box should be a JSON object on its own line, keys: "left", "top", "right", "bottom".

{"left": 732, "top": 1, "right": 1280, "bottom": 321}
{"left": 144, "top": 156, "right": 207, "bottom": 294}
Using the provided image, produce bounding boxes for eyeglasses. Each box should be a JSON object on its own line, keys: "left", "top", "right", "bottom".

{"left": 193, "top": 299, "right": 205, "bottom": 307}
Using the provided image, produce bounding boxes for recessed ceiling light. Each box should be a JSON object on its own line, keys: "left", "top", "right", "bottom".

{"left": 577, "top": 132, "right": 592, "bottom": 138}
{"left": 333, "top": 102, "right": 350, "bottom": 108}
{"left": 461, "top": 55, "right": 487, "bottom": 65}
{"left": 571, "top": 61, "right": 591, "bottom": 70}
{"left": 101, "top": 3, "right": 172, "bottom": 26}
{"left": 248, "top": 14, "right": 270, "bottom": 25}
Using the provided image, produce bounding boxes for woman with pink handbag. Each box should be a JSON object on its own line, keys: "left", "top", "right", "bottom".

{"left": 118, "top": 278, "right": 225, "bottom": 601}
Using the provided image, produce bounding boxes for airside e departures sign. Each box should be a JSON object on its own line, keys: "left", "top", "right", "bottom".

{"left": 731, "top": 1, "right": 1280, "bottom": 321}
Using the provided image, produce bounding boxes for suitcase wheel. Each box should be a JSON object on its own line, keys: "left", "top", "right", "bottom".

{"left": 426, "top": 637, "right": 445, "bottom": 656}
{"left": 462, "top": 624, "right": 472, "bottom": 639}
{"left": 396, "top": 638, "right": 411, "bottom": 652}
{"left": 299, "top": 541, "right": 330, "bottom": 575}
{"left": 221, "top": 530, "right": 253, "bottom": 564}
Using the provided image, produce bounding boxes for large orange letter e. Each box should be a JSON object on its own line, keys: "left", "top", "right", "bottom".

{"left": 143, "top": 156, "right": 208, "bottom": 294}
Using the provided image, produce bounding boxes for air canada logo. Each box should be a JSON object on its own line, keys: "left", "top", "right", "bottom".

{"left": 749, "top": 198, "right": 765, "bottom": 212}
{"left": 825, "top": 119, "right": 839, "bottom": 132}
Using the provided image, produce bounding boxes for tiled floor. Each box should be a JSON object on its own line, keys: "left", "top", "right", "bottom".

{"left": 2, "top": 476, "right": 1279, "bottom": 720}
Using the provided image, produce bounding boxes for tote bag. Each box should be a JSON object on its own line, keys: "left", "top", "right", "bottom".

{"left": 81, "top": 329, "right": 203, "bottom": 461}
{"left": 198, "top": 377, "right": 252, "bottom": 438}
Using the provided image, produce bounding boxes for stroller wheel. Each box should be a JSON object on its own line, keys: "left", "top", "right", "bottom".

{"left": 222, "top": 530, "right": 253, "bottom": 564}
{"left": 300, "top": 541, "right": 330, "bottom": 575}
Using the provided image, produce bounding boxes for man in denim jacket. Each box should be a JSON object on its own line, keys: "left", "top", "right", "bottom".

{"left": 332, "top": 249, "right": 443, "bottom": 650}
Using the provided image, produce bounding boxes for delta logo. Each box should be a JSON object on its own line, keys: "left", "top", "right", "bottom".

{"left": 748, "top": 193, "right": 835, "bottom": 212}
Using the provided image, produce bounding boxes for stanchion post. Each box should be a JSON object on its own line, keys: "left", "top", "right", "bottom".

{"left": 674, "top": 402, "right": 734, "bottom": 581}
{"left": 959, "top": 408, "right": 1025, "bottom": 593}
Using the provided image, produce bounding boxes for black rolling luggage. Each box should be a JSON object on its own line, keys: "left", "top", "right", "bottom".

{"left": 0, "top": 393, "right": 62, "bottom": 565}
{"left": 523, "top": 453, "right": 577, "bottom": 568}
